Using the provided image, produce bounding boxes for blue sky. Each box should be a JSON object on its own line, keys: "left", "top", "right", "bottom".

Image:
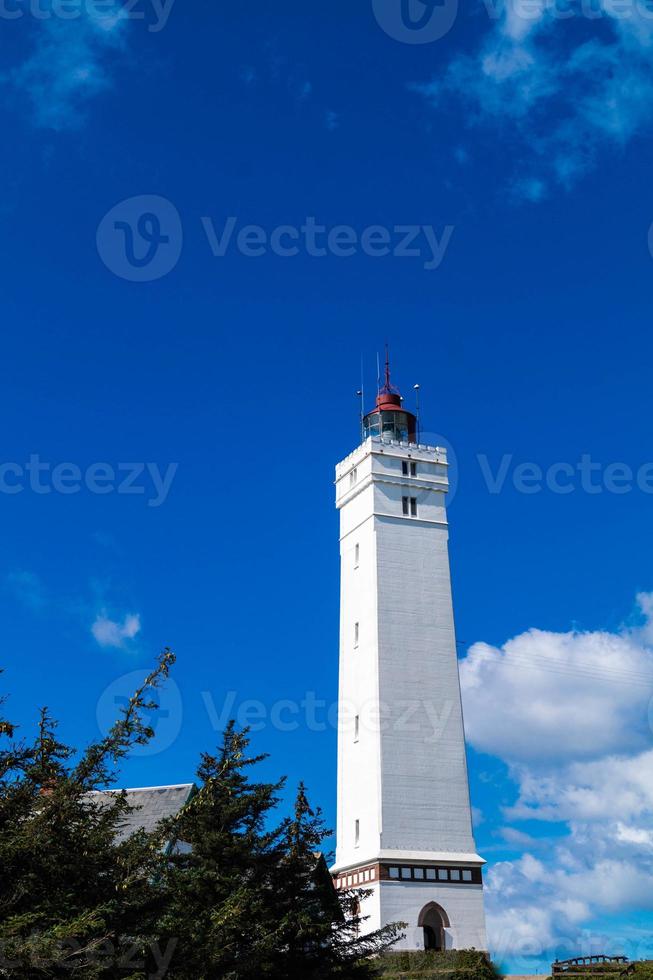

{"left": 2, "top": 0, "right": 653, "bottom": 972}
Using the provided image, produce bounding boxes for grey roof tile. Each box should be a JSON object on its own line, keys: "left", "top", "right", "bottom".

{"left": 86, "top": 783, "right": 195, "bottom": 842}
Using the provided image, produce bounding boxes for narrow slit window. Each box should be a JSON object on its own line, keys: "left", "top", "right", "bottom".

{"left": 402, "top": 460, "right": 408, "bottom": 475}
{"left": 410, "top": 497, "right": 417, "bottom": 517}
{"left": 410, "top": 462, "right": 417, "bottom": 476}
{"left": 355, "top": 820, "right": 360, "bottom": 847}
{"left": 354, "top": 543, "right": 360, "bottom": 568}
{"left": 350, "top": 467, "right": 358, "bottom": 487}
{"left": 402, "top": 496, "right": 409, "bottom": 515}
{"left": 354, "top": 715, "right": 359, "bottom": 742}
{"left": 354, "top": 622, "right": 359, "bottom": 647}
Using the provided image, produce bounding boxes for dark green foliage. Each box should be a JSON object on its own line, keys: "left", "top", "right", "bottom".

{"left": 266, "top": 781, "right": 400, "bottom": 978}
{"left": 634, "top": 965, "right": 653, "bottom": 979}
{"left": 0, "top": 651, "right": 176, "bottom": 978}
{"left": 0, "top": 657, "right": 400, "bottom": 979}
{"left": 375, "top": 949, "right": 502, "bottom": 979}
{"left": 155, "top": 724, "right": 401, "bottom": 979}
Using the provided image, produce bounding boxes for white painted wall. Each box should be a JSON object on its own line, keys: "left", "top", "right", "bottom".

{"left": 361, "top": 881, "right": 487, "bottom": 952}
{"left": 375, "top": 515, "right": 475, "bottom": 855}
{"left": 333, "top": 436, "right": 487, "bottom": 951}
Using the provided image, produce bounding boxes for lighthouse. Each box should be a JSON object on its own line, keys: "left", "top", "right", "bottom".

{"left": 331, "top": 359, "right": 487, "bottom": 953}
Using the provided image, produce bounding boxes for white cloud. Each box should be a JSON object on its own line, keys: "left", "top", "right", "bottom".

{"left": 485, "top": 848, "right": 650, "bottom": 965}
{"left": 462, "top": 592, "right": 653, "bottom": 963}
{"left": 412, "top": 0, "right": 653, "bottom": 196}
{"left": 506, "top": 749, "right": 653, "bottom": 823}
{"left": 615, "top": 822, "right": 653, "bottom": 848}
{"left": 91, "top": 611, "right": 141, "bottom": 649}
{"left": 486, "top": 893, "right": 559, "bottom": 962}
{"left": 498, "top": 826, "right": 548, "bottom": 848}
{"left": 9, "top": 1, "right": 128, "bottom": 130}
{"left": 460, "top": 595, "right": 653, "bottom": 763}
{"left": 636, "top": 590, "right": 653, "bottom": 644}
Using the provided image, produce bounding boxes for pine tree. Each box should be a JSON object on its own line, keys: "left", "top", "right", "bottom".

{"left": 0, "top": 651, "right": 176, "bottom": 978}
{"left": 156, "top": 725, "right": 401, "bottom": 979}
{"left": 2, "top": 660, "right": 402, "bottom": 979}
{"left": 155, "top": 722, "right": 289, "bottom": 979}
{"left": 263, "top": 781, "right": 402, "bottom": 979}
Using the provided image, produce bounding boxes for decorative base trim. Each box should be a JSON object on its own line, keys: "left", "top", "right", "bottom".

{"left": 333, "top": 861, "right": 483, "bottom": 890}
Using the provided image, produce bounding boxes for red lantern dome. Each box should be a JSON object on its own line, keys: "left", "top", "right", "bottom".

{"left": 363, "top": 350, "right": 417, "bottom": 443}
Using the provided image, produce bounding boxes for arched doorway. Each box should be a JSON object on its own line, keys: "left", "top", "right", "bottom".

{"left": 418, "top": 902, "right": 450, "bottom": 952}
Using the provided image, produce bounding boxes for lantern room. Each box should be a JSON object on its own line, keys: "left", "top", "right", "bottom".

{"left": 363, "top": 356, "right": 417, "bottom": 443}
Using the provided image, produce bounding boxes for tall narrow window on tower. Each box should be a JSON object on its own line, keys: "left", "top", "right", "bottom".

{"left": 354, "top": 543, "right": 360, "bottom": 567}
{"left": 354, "top": 622, "right": 359, "bottom": 647}
{"left": 355, "top": 820, "right": 360, "bottom": 847}
{"left": 402, "top": 496, "right": 418, "bottom": 516}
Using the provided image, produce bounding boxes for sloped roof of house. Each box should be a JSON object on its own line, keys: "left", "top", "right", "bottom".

{"left": 86, "top": 783, "right": 195, "bottom": 842}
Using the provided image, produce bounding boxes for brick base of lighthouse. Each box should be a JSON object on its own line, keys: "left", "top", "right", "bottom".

{"left": 333, "top": 860, "right": 487, "bottom": 952}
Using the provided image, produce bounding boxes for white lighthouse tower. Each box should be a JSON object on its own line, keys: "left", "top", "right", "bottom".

{"left": 331, "top": 358, "right": 487, "bottom": 953}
